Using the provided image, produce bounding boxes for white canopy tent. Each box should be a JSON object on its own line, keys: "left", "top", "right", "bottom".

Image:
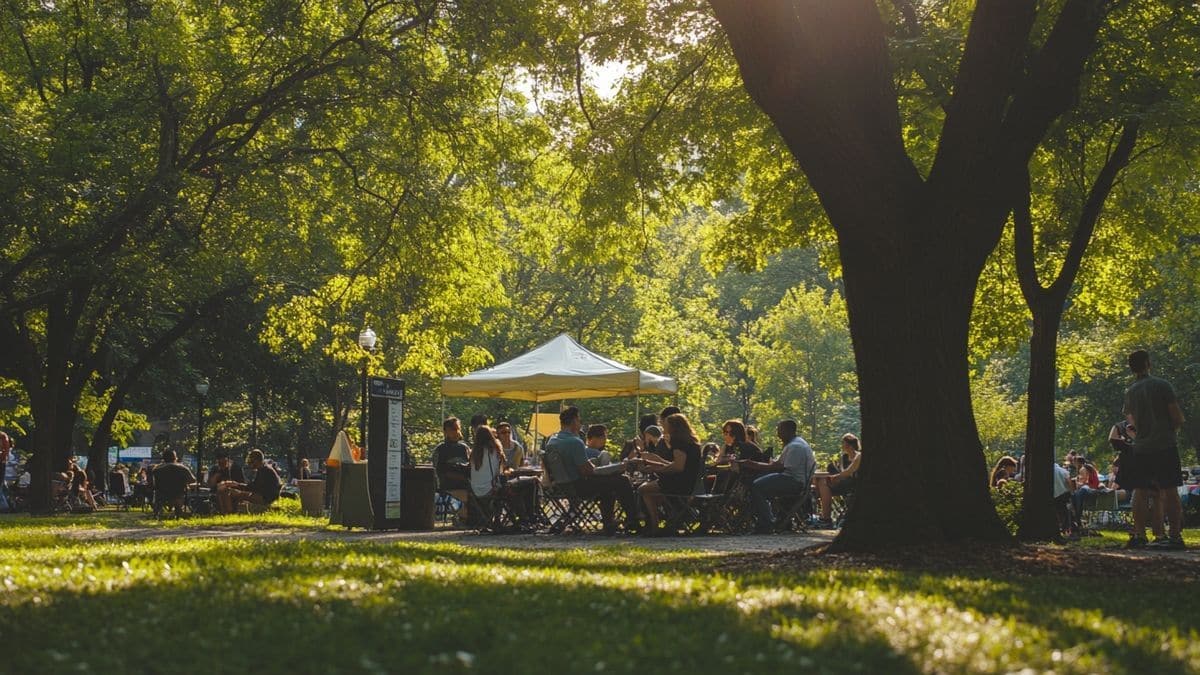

{"left": 440, "top": 334, "right": 678, "bottom": 449}
{"left": 441, "top": 333, "right": 677, "bottom": 402}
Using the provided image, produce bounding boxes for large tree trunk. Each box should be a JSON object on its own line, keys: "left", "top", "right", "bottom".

{"left": 834, "top": 239, "right": 1009, "bottom": 549}
{"left": 1018, "top": 304, "right": 1063, "bottom": 539}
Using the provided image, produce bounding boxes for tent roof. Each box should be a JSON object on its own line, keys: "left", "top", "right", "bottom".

{"left": 441, "top": 333, "right": 677, "bottom": 402}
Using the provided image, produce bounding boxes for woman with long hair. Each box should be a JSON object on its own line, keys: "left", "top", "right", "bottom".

{"left": 470, "top": 425, "right": 538, "bottom": 529}
{"left": 990, "top": 456, "right": 1018, "bottom": 488}
{"left": 634, "top": 413, "right": 703, "bottom": 534}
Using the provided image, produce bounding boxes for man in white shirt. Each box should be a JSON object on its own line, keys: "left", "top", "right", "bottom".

{"left": 1053, "top": 462, "right": 1072, "bottom": 535}
{"left": 737, "top": 419, "right": 816, "bottom": 534}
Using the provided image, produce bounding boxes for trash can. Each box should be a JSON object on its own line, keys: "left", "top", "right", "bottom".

{"left": 296, "top": 479, "right": 326, "bottom": 517}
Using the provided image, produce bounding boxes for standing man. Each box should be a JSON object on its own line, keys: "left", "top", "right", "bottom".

{"left": 1123, "top": 350, "right": 1186, "bottom": 550}
{"left": 739, "top": 420, "right": 816, "bottom": 534}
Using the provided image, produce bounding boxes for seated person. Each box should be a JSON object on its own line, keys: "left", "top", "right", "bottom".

{"left": 989, "top": 454, "right": 1017, "bottom": 488}
{"left": 1107, "top": 458, "right": 1129, "bottom": 503}
{"left": 216, "top": 449, "right": 281, "bottom": 514}
{"left": 716, "top": 420, "right": 767, "bottom": 464}
{"left": 152, "top": 449, "right": 196, "bottom": 515}
{"left": 643, "top": 421, "right": 673, "bottom": 462}
{"left": 68, "top": 459, "right": 97, "bottom": 510}
{"left": 207, "top": 453, "right": 245, "bottom": 489}
{"left": 635, "top": 413, "right": 703, "bottom": 534}
{"left": 738, "top": 420, "right": 815, "bottom": 534}
{"left": 545, "top": 406, "right": 639, "bottom": 535}
{"left": 433, "top": 417, "right": 472, "bottom": 500}
{"left": 584, "top": 424, "right": 613, "bottom": 464}
{"left": 1053, "top": 461, "right": 1072, "bottom": 535}
{"left": 469, "top": 425, "right": 539, "bottom": 528}
{"left": 816, "top": 433, "right": 862, "bottom": 527}
{"left": 1070, "top": 457, "right": 1104, "bottom": 532}
{"left": 496, "top": 421, "right": 526, "bottom": 468}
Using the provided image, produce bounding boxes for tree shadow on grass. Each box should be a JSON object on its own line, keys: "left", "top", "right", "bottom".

{"left": 0, "top": 543, "right": 919, "bottom": 675}
{"left": 727, "top": 564, "right": 1199, "bottom": 673}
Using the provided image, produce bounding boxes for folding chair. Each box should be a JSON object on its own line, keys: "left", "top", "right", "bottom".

{"left": 540, "top": 447, "right": 604, "bottom": 534}
{"left": 49, "top": 480, "right": 73, "bottom": 514}
{"left": 1080, "top": 489, "right": 1127, "bottom": 531}
{"left": 467, "top": 492, "right": 521, "bottom": 534}
{"left": 660, "top": 471, "right": 717, "bottom": 535}
{"left": 771, "top": 490, "right": 814, "bottom": 533}
{"left": 434, "top": 491, "right": 460, "bottom": 525}
{"left": 106, "top": 472, "right": 133, "bottom": 511}
{"left": 152, "top": 488, "right": 189, "bottom": 519}
{"left": 769, "top": 465, "right": 816, "bottom": 533}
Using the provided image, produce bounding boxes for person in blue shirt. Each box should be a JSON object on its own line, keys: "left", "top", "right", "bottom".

{"left": 544, "top": 407, "right": 639, "bottom": 535}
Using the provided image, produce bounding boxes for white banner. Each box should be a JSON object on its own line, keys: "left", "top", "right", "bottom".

{"left": 385, "top": 399, "right": 403, "bottom": 518}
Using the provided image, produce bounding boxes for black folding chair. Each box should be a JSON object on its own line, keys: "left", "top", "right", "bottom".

{"left": 106, "top": 472, "right": 133, "bottom": 511}
{"left": 538, "top": 445, "right": 593, "bottom": 534}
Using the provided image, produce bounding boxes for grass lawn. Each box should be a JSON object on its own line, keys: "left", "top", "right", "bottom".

{"left": 2, "top": 508, "right": 1197, "bottom": 674}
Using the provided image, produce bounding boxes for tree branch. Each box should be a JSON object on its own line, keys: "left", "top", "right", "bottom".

{"left": 1012, "top": 165, "right": 1044, "bottom": 306}
{"left": 708, "top": 0, "right": 921, "bottom": 228}
{"left": 1000, "top": 0, "right": 1116, "bottom": 171}
{"left": 928, "top": 0, "right": 1037, "bottom": 188}
{"left": 1046, "top": 120, "right": 1139, "bottom": 300}
{"left": 888, "top": 0, "right": 950, "bottom": 107}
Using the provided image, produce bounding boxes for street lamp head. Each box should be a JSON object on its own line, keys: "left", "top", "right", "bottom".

{"left": 358, "top": 327, "right": 377, "bottom": 351}
{"left": 195, "top": 380, "right": 210, "bottom": 397}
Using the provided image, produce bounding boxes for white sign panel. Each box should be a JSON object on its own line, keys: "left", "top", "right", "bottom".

{"left": 385, "top": 399, "right": 403, "bottom": 518}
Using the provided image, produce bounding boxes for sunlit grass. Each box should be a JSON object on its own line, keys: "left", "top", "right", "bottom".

{"left": 1069, "top": 527, "right": 1200, "bottom": 549}
{"left": 1, "top": 515, "right": 1197, "bottom": 673}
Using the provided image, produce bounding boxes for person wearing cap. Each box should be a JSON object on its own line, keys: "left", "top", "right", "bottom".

{"left": 637, "top": 425, "right": 667, "bottom": 460}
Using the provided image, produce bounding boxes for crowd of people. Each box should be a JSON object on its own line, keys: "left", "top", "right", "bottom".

{"left": 432, "top": 403, "right": 863, "bottom": 536}
{"left": 988, "top": 349, "right": 1190, "bottom": 550}
{"left": 0, "top": 439, "right": 284, "bottom": 517}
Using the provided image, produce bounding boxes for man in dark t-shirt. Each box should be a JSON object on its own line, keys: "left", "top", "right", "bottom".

{"left": 152, "top": 449, "right": 196, "bottom": 516}
{"left": 1122, "top": 350, "right": 1186, "bottom": 550}
{"left": 433, "top": 417, "right": 471, "bottom": 493}
{"left": 216, "top": 449, "right": 281, "bottom": 514}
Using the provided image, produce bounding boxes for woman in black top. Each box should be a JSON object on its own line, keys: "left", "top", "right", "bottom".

{"left": 634, "top": 413, "right": 702, "bottom": 533}
{"left": 716, "top": 419, "right": 767, "bottom": 464}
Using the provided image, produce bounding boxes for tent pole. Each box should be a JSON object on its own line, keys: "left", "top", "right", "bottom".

{"left": 534, "top": 401, "right": 540, "bottom": 463}
{"left": 440, "top": 395, "right": 445, "bottom": 426}
{"left": 635, "top": 395, "right": 639, "bottom": 440}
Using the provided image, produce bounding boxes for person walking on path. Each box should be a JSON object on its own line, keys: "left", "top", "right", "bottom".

{"left": 1122, "top": 350, "right": 1186, "bottom": 550}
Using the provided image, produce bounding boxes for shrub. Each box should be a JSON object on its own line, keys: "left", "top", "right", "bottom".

{"left": 991, "top": 480, "right": 1024, "bottom": 535}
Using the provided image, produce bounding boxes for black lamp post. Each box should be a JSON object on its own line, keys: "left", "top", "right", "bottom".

{"left": 357, "top": 328, "right": 377, "bottom": 457}
{"left": 195, "top": 379, "right": 209, "bottom": 478}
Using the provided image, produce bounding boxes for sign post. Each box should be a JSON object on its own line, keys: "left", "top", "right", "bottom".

{"left": 367, "top": 376, "right": 405, "bottom": 529}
